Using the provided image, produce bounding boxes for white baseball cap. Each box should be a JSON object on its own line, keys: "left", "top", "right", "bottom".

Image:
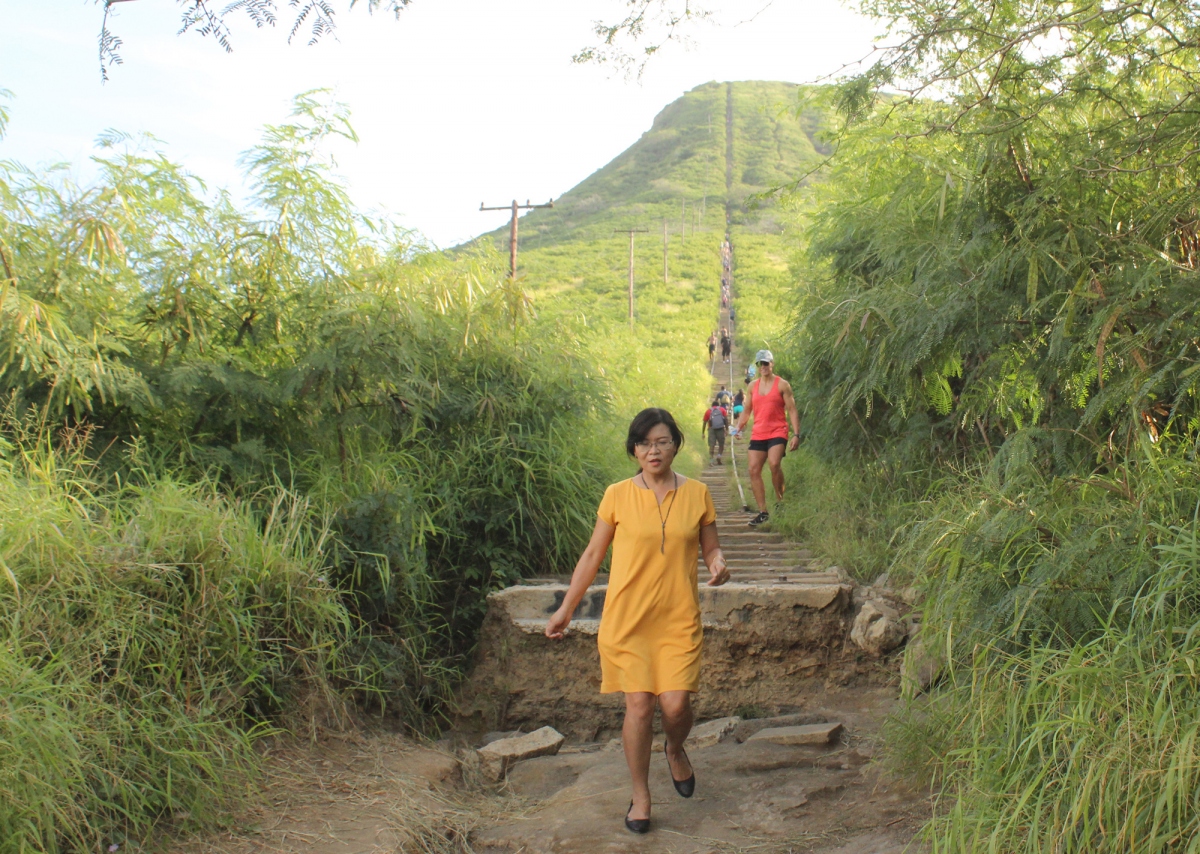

{"left": 754, "top": 349, "right": 774, "bottom": 364}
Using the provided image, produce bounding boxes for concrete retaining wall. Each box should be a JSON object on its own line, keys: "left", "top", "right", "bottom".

{"left": 456, "top": 580, "right": 861, "bottom": 738}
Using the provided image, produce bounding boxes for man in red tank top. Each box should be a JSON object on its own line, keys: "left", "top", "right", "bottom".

{"left": 734, "top": 350, "right": 800, "bottom": 527}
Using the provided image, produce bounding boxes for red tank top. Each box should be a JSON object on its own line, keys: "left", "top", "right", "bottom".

{"left": 750, "top": 376, "right": 788, "bottom": 441}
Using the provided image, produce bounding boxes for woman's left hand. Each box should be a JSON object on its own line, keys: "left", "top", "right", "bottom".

{"left": 707, "top": 554, "right": 730, "bottom": 587}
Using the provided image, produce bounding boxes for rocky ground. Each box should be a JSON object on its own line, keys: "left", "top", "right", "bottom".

{"left": 173, "top": 685, "right": 929, "bottom": 854}
{"left": 471, "top": 688, "right": 929, "bottom": 854}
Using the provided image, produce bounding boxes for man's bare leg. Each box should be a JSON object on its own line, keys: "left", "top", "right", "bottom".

{"left": 747, "top": 449, "right": 768, "bottom": 511}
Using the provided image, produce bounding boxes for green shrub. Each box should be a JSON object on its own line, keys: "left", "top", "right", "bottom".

{"left": 890, "top": 511, "right": 1200, "bottom": 852}
{"left": 0, "top": 433, "right": 348, "bottom": 853}
{"left": 769, "top": 446, "right": 919, "bottom": 581}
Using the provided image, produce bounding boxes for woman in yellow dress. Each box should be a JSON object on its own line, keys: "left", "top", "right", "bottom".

{"left": 545, "top": 408, "right": 729, "bottom": 834}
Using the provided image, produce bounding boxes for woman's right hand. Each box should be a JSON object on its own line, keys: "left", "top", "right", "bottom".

{"left": 545, "top": 607, "right": 572, "bottom": 640}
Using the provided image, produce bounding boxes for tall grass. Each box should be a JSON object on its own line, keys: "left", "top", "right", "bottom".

{"left": 0, "top": 429, "right": 349, "bottom": 853}
{"left": 768, "top": 446, "right": 921, "bottom": 581}
{"left": 891, "top": 515, "right": 1200, "bottom": 852}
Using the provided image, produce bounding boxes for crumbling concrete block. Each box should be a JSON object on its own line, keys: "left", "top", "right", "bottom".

{"left": 477, "top": 726, "right": 565, "bottom": 780}
{"left": 901, "top": 637, "right": 944, "bottom": 698}
{"left": 733, "top": 713, "right": 828, "bottom": 743}
{"left": 851, "top": 601, "right": 907, "bottom": 657}
{"left": 688, "top": 715, "right": 741, "bottom": 747}
{"left": 747, "top": 722, "right": 844, "bottom": 746}
{"left": 652, "top": 716, "right": 741, "bottom": 752}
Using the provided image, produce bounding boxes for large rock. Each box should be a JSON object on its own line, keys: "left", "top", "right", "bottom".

{"left": 901, "top": 637, "right": 944, "bottom": 698}
{"left": 476, "top": 726, "right": 565, "bottom": 780}
{"left": 747, "top": 722, "right": 844, "bottom": 746}
{"left": 688, "top": 715, "right": 740, "bottom": 747}
{"left": 652, "top": 716, "right": 741, "bottom": 752}
{"left": 733, "top": 713, "right": 829, "bottom": 743}
{"left": 851, "top": 601, "right": 907, "bottom": 657}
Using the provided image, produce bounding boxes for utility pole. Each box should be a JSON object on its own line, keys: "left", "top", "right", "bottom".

{"left": 680, "top": 200, "right": 687, "bottom": 247}
{"left": 479, "top": 198, "right": 554, "bottom": 279}
{"left": 614, "top": 227, "right": 649, "bottom": 329}
{"left": 662, "top": 219, "right": 669, "bottom": 284}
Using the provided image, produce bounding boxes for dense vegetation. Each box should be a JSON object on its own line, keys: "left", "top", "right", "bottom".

{"left": 0, "top": 92, "right": 618, "bottom": 851}
{"left": 762, "top": 1, "right": 1200, "bottom": 849}
{"left": 0, "top": 75, "right": 833, "bottom": 851}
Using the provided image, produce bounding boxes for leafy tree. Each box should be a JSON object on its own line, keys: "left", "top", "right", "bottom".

{"left": 770, "top": 6, "right": 1200, "bottom": 849}
{"left": 94, "top": 0, "right": 414, "bottom": 79}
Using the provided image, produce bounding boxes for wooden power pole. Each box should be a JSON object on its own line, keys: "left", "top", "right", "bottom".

{"left": 614, "top": 227, "right": 649, "bottom": 329}
{"left": 662, "top": 219, "right": 669, "bottom": 284}
{"left": 480, "top": 198, "right": 554, "bottom": 279}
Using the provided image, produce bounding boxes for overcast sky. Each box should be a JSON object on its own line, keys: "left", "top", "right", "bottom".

{"left": 0, "top": 1, "right": 879, "bottom": 247}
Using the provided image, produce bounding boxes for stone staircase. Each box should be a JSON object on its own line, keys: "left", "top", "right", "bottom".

{"left": 700, "top": 287, "right": 839, "bottom": 590}
{"left": 697, "top": 466, "right": 839, "bottom": 586}
{"left": 456, "top": 253, "right": 859, "bottom": 735}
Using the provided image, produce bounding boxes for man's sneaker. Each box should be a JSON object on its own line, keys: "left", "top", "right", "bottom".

{"left": 748, "top": 511, "right": 770, "bottom": 528}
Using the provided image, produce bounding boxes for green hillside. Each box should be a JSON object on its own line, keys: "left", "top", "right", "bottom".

{"left": 472, "top": 81, "right": 832, "bottom": 453}
{"left": 499, "top": 80, "right": 830, "bottom": 249}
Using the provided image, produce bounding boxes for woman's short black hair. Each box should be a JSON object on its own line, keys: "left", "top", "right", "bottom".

{"left": 625, "top": 408, "right": 685, "bottom": 458}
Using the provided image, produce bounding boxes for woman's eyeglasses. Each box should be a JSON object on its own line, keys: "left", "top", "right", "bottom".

{"left": 757, "top": 361, "right": 770, "bottom": 366}
{"left": 635, "top": 439, "right": 676, "bottom": 452}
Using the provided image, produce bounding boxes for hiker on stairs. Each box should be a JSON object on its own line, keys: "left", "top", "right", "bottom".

{"left": 544, "top": 408, "right": 730, "bottom": 835}
{"left": 735, "top": 350, "right": 800, "bottom": 527}
{"left": 702, "top": 400, "right": 728, "bottom": 465}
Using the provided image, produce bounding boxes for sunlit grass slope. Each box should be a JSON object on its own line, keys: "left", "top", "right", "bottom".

{"left": 473, "top": 82, "right": 833, "bottom": 469}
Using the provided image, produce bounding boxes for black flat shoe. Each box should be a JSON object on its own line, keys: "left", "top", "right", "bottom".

{"left": 624, "top": 801, "right": 651, "bottom": 834}
{"left": 666, "top": 748, "right": 696, "bottom": 798}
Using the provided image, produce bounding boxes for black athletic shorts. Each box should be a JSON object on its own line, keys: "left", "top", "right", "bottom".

{"left": 748, "top": 437, "right": 788, "bottom": 454}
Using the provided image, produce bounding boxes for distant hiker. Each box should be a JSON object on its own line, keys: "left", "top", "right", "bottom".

{"left": 703, "top": 400, "right": 728, "bottom": 465}
{"left": 732, "top": 389, "right": 744, "bottom": 420}
{"left": 735, "top": 350, "right": 801, "bottom": 528}
{"left": 733, "top": 389, "right": 744, "bottom": 408}
{"left": 744, "top": 362, "right": 757, "bottom": 385}
{"left": 728, "top": 306, "right": 736, "bottom": 324}
{"left": 707, "top": 331, "right": 717, "bottom": 360}
{"left": 546, "top": 408, "right": 730, "bottom": 834}
{"left": 715, "top": 385, "right": 732, "bottom": 407}
{"left": 720, "top": 327, "right": 732, "bottom": 363}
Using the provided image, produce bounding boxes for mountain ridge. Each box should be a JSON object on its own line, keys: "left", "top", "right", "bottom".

{"left": 475, "top": 80, "right": 835, "bottom": 252}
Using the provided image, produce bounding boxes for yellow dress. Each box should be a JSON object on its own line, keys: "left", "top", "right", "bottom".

{"left": 596, "top": 476, "right": 717, "bottom": 695}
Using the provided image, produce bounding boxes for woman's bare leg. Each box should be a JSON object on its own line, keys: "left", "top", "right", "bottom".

{"left": 659, "top": 690, "right": 694, "bottom": 780}
{"left": 623, "top": 692, "right": 656, "bottom": 819}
